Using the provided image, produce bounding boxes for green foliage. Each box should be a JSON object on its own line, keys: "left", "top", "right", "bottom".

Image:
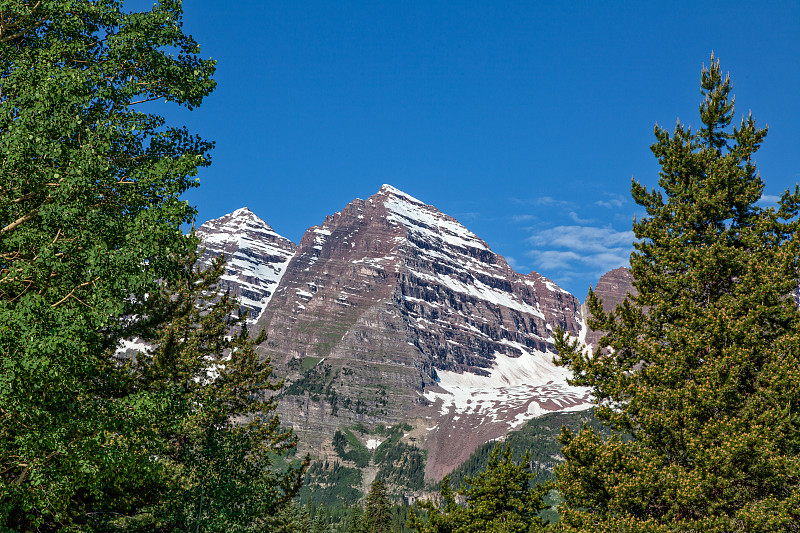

{"left": 128, "top": 255, "right": 307, "bottom": 532}
{"left": 374, "top": 429, "right": 426, "bottom": 491}
{"left": 364, "top": 478, "right": 392, "bottom": 533}
{"left": 389, "top": 504, "right": 416, "bottom": 533}
{"left": 345, "top": 505, "right": 367, "bottom": 533}
{"left": 0, "top": 0, "right": 215, "bottom": 528}
{"left": 0, "top": 1, "right": 307, "bottom": 530}
{"left": 408, "top": 477, "right": 458, "bottom": 533}
{"left": 554, "top": 54, "right": 800, "bottom": 532}
{"left": 338, "top": 387, "right": 386, "bottom": 415}
{"left": 282, "top": 363, "right": 340, "bottom": 414}
{"left": 4, "top": 249, "right": 308, "bottom": 531}
{"left": 306, "top": 423, "right": 427, "bottom": 505}
{"left": 351, "top": 422, "right": 371, "bottom": 434}
{"left": 445, "top": 410, "right": 607, "bottom": 492}
{"left": 332, "top": 429, "right": 370, "bottom": 468}
{"left": 299, "top": 461, "right": 363, "bottom": 506}
{"left": 283, "top": 363, "right": 333, "bottom": 399}
{"left": 271, "top": 501, "right": 312, "bottom": 533}
{"left": 410, "top": 444, "right": 547, "bottom": 533}
{"left": 375, "top": 441, "right": 425, "bottom": 490}
{"left": 333, "top": 429, "right": 348, "bottom": 454}
{"left": 286, "top": 501, "right": 415, "bottom": 533}
{"left": 302, "top": 356, "right": 324, "bottom": 371}
{"left": 372, "top": 423, "right": 411, "bottom": 461}
{"left": 312, "top": 514, "right": 329, "bottom": 533}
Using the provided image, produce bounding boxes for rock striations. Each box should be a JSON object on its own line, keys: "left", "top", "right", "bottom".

{"left": 198, "top": 185, "right": 596, "bottom": 482}
{"left": 196, "top": 207, "right": 296, "bottom": 323}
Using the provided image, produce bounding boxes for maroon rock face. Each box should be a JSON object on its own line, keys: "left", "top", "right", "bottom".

{"left": 117, "top": 209, "right": 297, "bottom": 359}
{"left": 582, "top": 266, "right": 636, "bottom": 350}
{"left": 249, "top": 185, "right": 591, "bottom": 480}
{"left": 593, "top": 267, "right": 635, "bottom": 312}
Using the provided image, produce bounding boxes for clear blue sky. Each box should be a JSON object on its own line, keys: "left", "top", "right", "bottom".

{"left": 156, "top": 1, "right": 800, "bottom": 298}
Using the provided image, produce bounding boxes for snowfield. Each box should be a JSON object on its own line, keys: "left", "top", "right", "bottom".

{"left": 424, "top": 340, "right": 591, "bottom": 429}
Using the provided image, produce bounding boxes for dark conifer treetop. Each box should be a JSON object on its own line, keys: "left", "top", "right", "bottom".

{"left": 408, "top": 444, "right": 547, "bottom": 533}
{"left": 365, "top": 478, "right": 392, "bottom": 533}
{"left": 554, "top": 54, "right": 800, "bottom": 532}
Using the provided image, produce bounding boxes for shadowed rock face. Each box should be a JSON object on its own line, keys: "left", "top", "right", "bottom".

{"left": 582, "top": 267, "right": 636, "bottom": 350}
{"left": 205, "top": 185, "right": 596, "bottom": 482}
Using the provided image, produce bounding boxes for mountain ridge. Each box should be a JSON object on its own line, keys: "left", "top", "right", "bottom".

{"left": 196, "top": 184, "right": 627, "bottom": 490}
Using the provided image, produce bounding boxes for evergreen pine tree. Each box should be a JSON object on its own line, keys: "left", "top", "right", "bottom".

{"left": 77, "top": 252, "right": 307, "bottom": 532}
{"left": 407, "top": 476, "right": 457, "bottom": 533}
{"left": 409, "top": 444, "right": 547, "bottom": 533}
{"left": 297, "top": 505, "right": 313, "bottom": 533}
{"left": 272, "top": 501, "right": 305, "bottom": 533}
{"left": 456, "top": 444, "right": 546, "bottom": 533}
{"left": 312, "top": 513, "right": 330, "bottom": 533}
{"left": 365, "top": 479, "right": 393, "bottom": 533}
{"left": 346, "top": 504, "right": 367, "bottom": 533}
{"left": 554, "top": 54, "right": 800, "bottom": 532}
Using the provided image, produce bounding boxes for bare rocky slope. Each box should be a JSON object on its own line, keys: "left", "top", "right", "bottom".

{"left": 197, "top": 185, "right": 607, "bottom": 490}
{"left": 582, "top": 267, "right": 636, "bottom": 350}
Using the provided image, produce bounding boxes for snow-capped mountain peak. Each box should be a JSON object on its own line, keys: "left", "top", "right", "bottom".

{"left": 196, "top": 208, "right": 297, "bottom": 323}
{"left": 376, "top": 184, "right": 490, "bottom": 253}
{"left": 248, "top": 184, "right": 589, "bottom": 479}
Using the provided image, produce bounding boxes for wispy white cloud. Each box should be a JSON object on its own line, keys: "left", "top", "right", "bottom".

{"left": 532, "top": 250, "right": 583, "bottom": 271}
{"left": 509, "top": 191, "right": 635, "bottom": 294}
{"left": 527, "top": 225, "right": 635, "bottom": 254}
{"left": 595, "top": 193, "right": 626, "bottom": 209}
{"left": 512, "top": 196, "right": 575, "bottom": 207}
{"left": 596, "top": 198, "right": 624, "bottom": 208}
{"left": 586, "top": 251, "right": 631, "bottom": 269}
{"left": 567, "top": 210, "right": 594, "bottom": 224}
{"left": 528, "top": 247, "right": 630, "bottom": 276}
{"left": 534, "top": 196, "right": 569, "bottom": 206}
{"left": 757, "top": 194, "right": 781, "bottom": 205}
{"left": 524, "top": 225, "right": 634, "bottom": 294}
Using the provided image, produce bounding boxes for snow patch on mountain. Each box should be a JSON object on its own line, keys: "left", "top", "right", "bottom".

{"left": 199, "top": 185, "right": 598, "bottom": 482}
{"left": 381, "top": 184, "right": 490, "bottom": 252}
{"left": 411, "top": 270, "right": 546, "bottom": 320}
{"left": 424, "top": 341, "right": 590, "bottom": 428}
{"left": 196, "top": 207, "right": 297, "bottom": 323}
{"left": 366, "top": 438, "right": 384, "bottom": 450}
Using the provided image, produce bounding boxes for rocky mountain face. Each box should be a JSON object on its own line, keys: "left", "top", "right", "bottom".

{"left": 198, "top": 185, "right": 595, "bottom": 488}
{"left": 196, "top": 207, "right": 297, "bottom": 323}
{"left": 582, "top": 267, "right": 636, "bottom": 350}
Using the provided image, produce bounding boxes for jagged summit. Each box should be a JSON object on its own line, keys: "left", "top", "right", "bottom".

{"left": 525, "top": 270, "right": 572, "bottom": 295}
{"left": 378, "top": 183, "right": 420, "bottom": 201}
{"left": 196, "top": 208, "right": 296, "bottom": 323}
{"left": 581, "top": 267, "right": 635, "bottom": 351}
{"left": 249, "top": 184, "right": 589, "bottom": 480}
{"left": 136, "top": 186, "right": 618, "bottom": 488}
{"left": 203, "top": 206, "right": 285, "bottom": 241}
{"left": 373, "top": 184, "right": 491, "bottom": 254}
